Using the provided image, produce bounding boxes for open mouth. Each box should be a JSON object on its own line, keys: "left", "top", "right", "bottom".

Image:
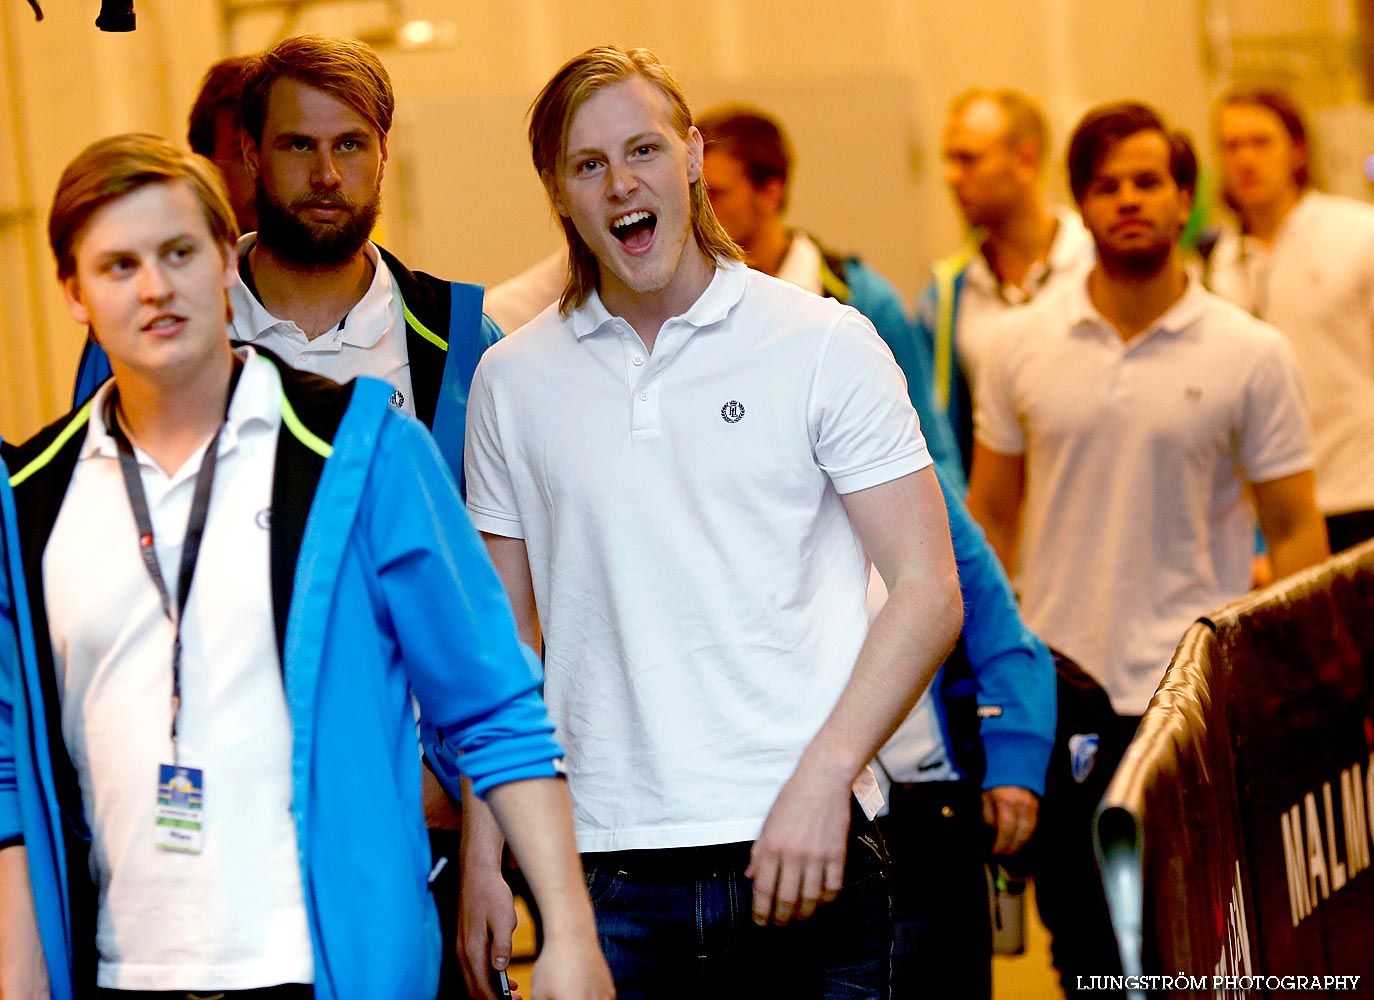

{"left": 611, "top": 210, "right": 657, "bottom": 251}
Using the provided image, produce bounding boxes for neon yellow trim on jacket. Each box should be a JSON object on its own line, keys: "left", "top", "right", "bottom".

{"left": 8, "top": 401, "right": 94, "bottom": 488}
{"left": 280, "top": 392, "right": 333, "bottom": 458}
{"left": 818, "top": 257, "right": 852, "bottom": 304}
{"left": 931, "top": 243, "right": 978, "bottom": 411}
{"left": 8, "top": 368, "right": 332, "bottom": 488}
{"left": 403, "top": 296, "right": 447, "bottom": 352}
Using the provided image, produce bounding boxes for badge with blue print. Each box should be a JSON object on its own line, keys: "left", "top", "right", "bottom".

{"left": 1068, "top": 733, "right": 1100, "bottom": 784}
{"left": 155, "top": 764, "right": 205, "bottom": 854}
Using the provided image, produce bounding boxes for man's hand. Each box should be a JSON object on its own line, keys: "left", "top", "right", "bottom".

{"left": 746, "top": 757, "right": 853, "bottom": 926}
{"left": 458, "top": 865, "right": 519, "bottom": 1000}
{"left": 528, "top": 928, "right": 616, "bottom": 1000}
{"left": 981, "top": 786, "right": 1039, "bottom": 856}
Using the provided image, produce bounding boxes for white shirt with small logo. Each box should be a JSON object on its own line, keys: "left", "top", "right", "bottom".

{"left": 43, "top": 349, "right": 314, "bottom": 989}
{"left": 1208, "top": 190, "right": 1374, "bottom": 517}
{"left": 465, "top": 261, "right": 930, "bottom": 851}
{"left": 229, "top": 236, "right": 416, "bottom": 415}
{"left": 975, "top": 278, "right": 1313, "bottom": 715}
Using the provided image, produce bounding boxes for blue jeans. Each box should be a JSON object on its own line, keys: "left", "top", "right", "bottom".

{"left": 879, "top": 780, "right": 992, "bottom": 999}
{"left": 581, "top": 810, "right": 892, "bottom": 1000}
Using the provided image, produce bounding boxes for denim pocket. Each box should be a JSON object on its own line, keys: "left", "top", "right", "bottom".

{"left": 583, "top": 865, "right": 628, "bottom": 907}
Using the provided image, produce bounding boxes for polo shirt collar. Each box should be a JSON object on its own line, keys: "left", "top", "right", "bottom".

{"left": 1066, "top": 272, "right": 1208, "bottom": 341}
{"left": 230, "top": 234, "right": 393, "bottom": 349}
{"left": 567, "top": 258, "right": 749, "bottom": 339}
{"left": 81, "top": 346, "right": 283, "bottom": 463}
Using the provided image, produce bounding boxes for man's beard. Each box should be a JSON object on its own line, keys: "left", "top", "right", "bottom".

{"left": 1095, "top": 233, "right": 1174, "bottom": 280}
{"left": 255, "top": 181, "right": 380, "bottom": 267}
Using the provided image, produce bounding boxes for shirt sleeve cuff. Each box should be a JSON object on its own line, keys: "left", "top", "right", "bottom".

{"left": 830, "top": 445, "right": 932, "bottom": 495}
{"left": 465, "top": 503, "right": 526, "bottom": 539}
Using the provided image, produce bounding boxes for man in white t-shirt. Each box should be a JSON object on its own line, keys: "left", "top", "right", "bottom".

{"left": 915, "top": 88, "right": 1096, "bottom": 474}
{"left": 1207, "top": 84, "right": 1374, "bottom": 553}
{"left": 458, "top": 45, "right": 962, "bottom": 1000}
{"left": 0, "top": 134, "right": 610, "bottom": 1000}
{"left": 966, "top": 100, "right": 1328, "bottom": 997}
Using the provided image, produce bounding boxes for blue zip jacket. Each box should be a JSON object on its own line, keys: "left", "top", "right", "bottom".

{"left": 0, "top": 358, "right": 560, "bottom": 999}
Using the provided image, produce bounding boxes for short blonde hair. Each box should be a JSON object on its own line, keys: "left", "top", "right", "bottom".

{"left": 48, "top": 133, "right": 238, "bottom": 280}
{"left": 528, "top": 45, "right": 744, "bottom": 314}
{"left": 949, "top": 88, "right": 1050, "bottom": 164}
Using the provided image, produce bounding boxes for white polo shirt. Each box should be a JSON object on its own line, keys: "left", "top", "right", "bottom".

{"left": 956, "top": 206, "right": 1095, "bottom": 395}
{"left": 1208, "top": 191, "right": 1374, "bottom": 517}
{"left": 975, "top": 278, "right": 1312, "bottom": 715}
{"left": 229, "top": 236, "right": 416, "bottom": 415}
{"left": 465, "top": 260, "right": 930, "bottom": 851}
{"left": 43, "top": 349, "right": 313, "bottom": 989}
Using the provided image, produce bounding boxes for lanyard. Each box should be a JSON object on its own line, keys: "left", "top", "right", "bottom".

{"left": 106, "top": 361, "right": 242, "bottom": 763}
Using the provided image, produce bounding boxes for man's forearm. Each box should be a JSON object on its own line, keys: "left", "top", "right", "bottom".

{"left": 460, "top": 776, "right": 507, "bottom": 875}
{"left": 0, "top": 845, "right": 50, "bottom": 998}
{"left": 481, "top": 778, "right": 594, "bottom": 942}
{"left": 1268, "top": 516, "right": 1330, "bottom": 579}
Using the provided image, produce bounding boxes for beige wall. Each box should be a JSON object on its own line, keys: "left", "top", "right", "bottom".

{"left": 0, "top": 0, "right": 1346, "bottom": 441}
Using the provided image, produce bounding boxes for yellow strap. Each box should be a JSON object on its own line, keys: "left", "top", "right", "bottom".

{"left": 404, "top": 296, "right": 447, "bottom": 352}
{"left": 931, "top": 243, "right": 977, "bottom": 411}
{"left": 8, "top": 401, "right": 95, "bottom": 488}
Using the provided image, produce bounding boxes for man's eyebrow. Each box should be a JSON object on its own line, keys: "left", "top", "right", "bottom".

{"left": 158, "top": 233, "right": 197, "bottom": 254}
{"left": 566, "top": 131, "right": 664, "bottom": 160}
{"left": 271, "top": 129, "right": 372, "bottom": 144}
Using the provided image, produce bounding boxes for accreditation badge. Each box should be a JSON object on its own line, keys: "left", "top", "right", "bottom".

{"left": 155, "top": 764, "right": 205, "bottom": 854}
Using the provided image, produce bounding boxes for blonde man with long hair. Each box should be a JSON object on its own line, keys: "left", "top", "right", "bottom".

{"left": 458, "top": 46, "right": 962, "bottom": 1000}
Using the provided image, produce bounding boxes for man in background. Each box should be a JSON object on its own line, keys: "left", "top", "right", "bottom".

{"left": 696, "top": 104, "right": 963, "bottom": 484}
{"left": 1208, "top": 84, "right": 1374, "bottom": 552}
{"left": 967, "top": 101, "right": 1327, "bottom": 996}
{"left": 187, "top": 55, "right": 258, "bottom": 234}
{"left": 916, "top": 88, "right": 1094, "bottom": 473}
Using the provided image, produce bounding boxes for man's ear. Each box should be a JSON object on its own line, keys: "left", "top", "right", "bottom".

{"left": 1011, "top": 138, "right": 1041, "bottom": 183}
{"left": 61, "top": 275, "right": 91, "bottom": 327}
{"left": 1178, "top": 185, "right": 1195, "bottom": 228}
{"left": 759, "top": 176, "right": 787, "bottom": 216}
{"left": 686, "top": 125, "right": 704, "bottom": 184}
{"left": 242, "top": 132, "right": 260, "bottom": 183}
{"left": 542, "top": 170, "right": 569, "bottom": 218}
{"left": 378, "top": 132, "right": 389, "bottom": 181}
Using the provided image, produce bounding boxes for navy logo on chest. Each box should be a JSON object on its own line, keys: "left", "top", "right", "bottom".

{"left": 720, "top": 400, "right": 746, "bottom": 424}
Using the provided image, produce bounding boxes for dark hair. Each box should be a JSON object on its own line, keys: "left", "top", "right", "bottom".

{"left": 696, "top": 105, "right": 793, "bottom": 203}
{"left": 528, "top": 45, "right": 743, "bottom": 314}
{"left": 1219, "top": 84, "right": 1310, "bottom": 189}
{"left": 49, "top": 133, "right": 238, "bottom": 281}
{"left": 186, "top": 56, "right": 255, "bottom": 157}
{"left": 240, "top": 34, "right": 394, "bottom": 145}
{"left": 1067, "top": 101, "right": 1197, "bottom": 203}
